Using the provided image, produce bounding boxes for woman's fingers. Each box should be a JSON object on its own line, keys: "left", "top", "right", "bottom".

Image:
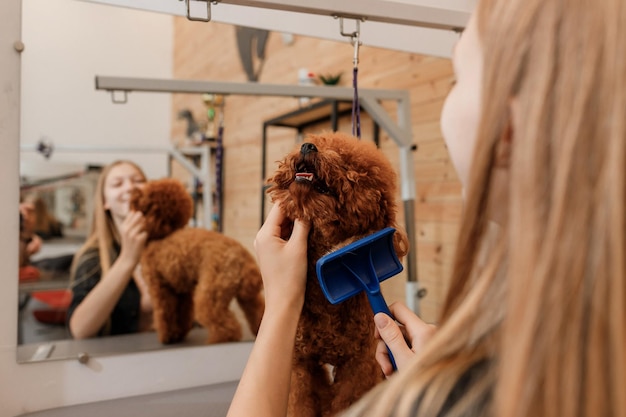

{"left": 374, "top": 303, "right": 437, "bottom": 375}
{"left": 122, "top": 211, "right": 145, "bottom": 237}
{"left": 375, "top": 339, "right": 395, "bottom": 378}
{"left": 264, "top": 203, "right": 286, "bottom": 235}
{"left": 374, "top": 313, "right": 414, "bottom": 373}
{"left": 388, "top": 302, "right": 421, "bottom": 326}
{"left": 254, "top": 203, "right": 309, "bottom": 309}
{"left": 388, "top": 302, "right": 436, "bottom": 353}
{"left": 119, "top": 212, "right": 147, "bottom": 264}
{"left": 255, "top": 204, "right": 285, "bottom": 250}
{"left": 286, "top": 218, "right": 310, "bottom": 249}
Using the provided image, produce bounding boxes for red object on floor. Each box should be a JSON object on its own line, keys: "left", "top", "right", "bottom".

{"left": 31, "top": 289, "right": 72, "bottom": 309}
{"left": 19, "top": 265, "right": 41, "bottom": 282}
{"left": 31, "top": 289, "right": 72, "bottom": 325}
{"left": 32, "top": 309, "right": 67, "bottom": 325}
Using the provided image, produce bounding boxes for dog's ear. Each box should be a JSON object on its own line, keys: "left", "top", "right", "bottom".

{"left": 392, "top": 227, "right": 409, "bottom": 260}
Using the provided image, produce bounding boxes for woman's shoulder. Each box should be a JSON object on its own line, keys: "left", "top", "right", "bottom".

{"left": 75, "top": 246, "right": 100, "bottom": 263}
{"left": 73, "top": 246, "right": 102, "bottom": 276}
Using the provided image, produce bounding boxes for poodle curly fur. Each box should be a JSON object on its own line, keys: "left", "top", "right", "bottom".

{"left": 267, "top": 131, "right": 409, "bottom": 417}
{"left": 130, "top": 178, "right": 265, "bottom": 345}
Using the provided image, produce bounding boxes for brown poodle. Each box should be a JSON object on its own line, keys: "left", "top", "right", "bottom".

{"left": 267, "top": 131, "right": 409, "bottom": 417}
{"left": 130, "top": 178, "right": 265, "bottom": 345}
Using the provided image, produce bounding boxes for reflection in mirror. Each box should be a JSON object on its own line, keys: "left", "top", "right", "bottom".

{"left": 17, "top": 0, "right": 257, "bottom": 363}
{"left": 18, "top": 164, "right": 98, "bottom": 350}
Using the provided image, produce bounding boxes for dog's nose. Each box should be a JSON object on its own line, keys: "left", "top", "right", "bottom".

{"left": 300, "top": 143, "right": 318, "bottom": 155}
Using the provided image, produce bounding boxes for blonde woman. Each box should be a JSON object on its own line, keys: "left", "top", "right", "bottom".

{"left": 228, "top": 0, "right": 625, "bottom": 416}
{"left": 18, "top": 196, "right": 42, "bottom": 259}
{"left": 67, "top": 160, "right": 153, "bottom": 339}
{"left": 31, "top": 196, "right": 63, "bottom": 239}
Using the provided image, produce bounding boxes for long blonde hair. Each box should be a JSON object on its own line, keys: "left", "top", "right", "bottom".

{"left": 344, "top": 0, "right": 626, "bottom": 416}
{"left": 70, "top": 160, "right": 147, "bottom": 283}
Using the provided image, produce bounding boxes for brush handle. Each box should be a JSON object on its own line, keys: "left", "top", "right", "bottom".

{"left": 367, "top": 293, "right": 398, "bottom": 371}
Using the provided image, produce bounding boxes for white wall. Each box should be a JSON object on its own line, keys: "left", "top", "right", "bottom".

{"left": 20, "top": 0, "right": 173, "bottom": 180}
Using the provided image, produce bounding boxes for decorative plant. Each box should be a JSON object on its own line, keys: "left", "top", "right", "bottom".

{"left": 318, "top": 72, "right": 343, "bottom": 86}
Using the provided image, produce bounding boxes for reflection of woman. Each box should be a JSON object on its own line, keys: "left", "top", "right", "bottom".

{"left": 18, "top": 198, "right": 42, "bottom": 259}
{"left": 227, "top": 0, "right": 625, "bottom": 416}
{"left": 67, "top": 160, "right": 153, "bottom": 339}
{"left": 31, "top": 196, "right": 64, "bottom": 239}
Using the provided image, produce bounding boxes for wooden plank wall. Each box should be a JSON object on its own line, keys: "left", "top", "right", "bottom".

{"left": 171, "top": 19, "right": 461, "bottom": 323}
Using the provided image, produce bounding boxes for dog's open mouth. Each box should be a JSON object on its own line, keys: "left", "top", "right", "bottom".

{"left": 295, "top": 172, "right": 314, "bottom": 182}
{"left": 295, "top": 160, "right": 315, "bottom": 182}
{"left": 294, "top": 160, "right": 333, "bottom": 195}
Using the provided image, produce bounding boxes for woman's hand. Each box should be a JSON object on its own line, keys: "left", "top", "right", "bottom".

{"left": 25, "top": 234, "right": 42, "bottom": 257}
{"left": 227, "top": 204, "right": 310, "bottom": 417}
{"left": 70, "top": 212, "right": 147, "bottom": 340}
{"left": 118, "top": 210, "right": 147, "bottom": 266}
{"left": 254, "top": 203, "right": 310, "bottom": 310}
{"left": 374, "top": 302, "right": 437, "bottom": 377}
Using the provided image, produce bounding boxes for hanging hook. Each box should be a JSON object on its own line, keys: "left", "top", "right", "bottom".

{"left": 334, "top": 16, "right": 365, "bottom": 138}
{"left": 335, "top": 16, "right": 364, "bottom": 68}
{"left": 352, "top": 31, "right": 361, "bottom": 69}
{"left": 218, "top": 95, "right": 225, "bottom": 127}
{"left": 180, "top": 0, "right": 220, "bottom": 22}
{"left": 338, "top": 16, "right": 360, "bottom": 38}
{"left": 110, "top": 90, "right": 128, "bottom": 104}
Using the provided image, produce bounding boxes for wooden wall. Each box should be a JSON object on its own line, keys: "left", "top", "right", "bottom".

{"left": 171, "top": 19, "right": 461, "bottom": 323}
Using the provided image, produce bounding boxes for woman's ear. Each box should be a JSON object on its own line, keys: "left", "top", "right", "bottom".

{"left": 494, "top": 99, "right": 518, "bottom": 168}
{"left": 494, "top": 124, "right": 513, "bottom": 168}
{"left": 487, "top": 99, "right": 518, "bottom": 226}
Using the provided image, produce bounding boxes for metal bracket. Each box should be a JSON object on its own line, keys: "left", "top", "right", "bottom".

{"left": 181, "top": 0, "right": 220, "bottom": 22}
{"left": 335, "top": 16, "right": 365, "bottom": 68}
{"left": 110, "top": 90, "right": 128, "bottom": 104}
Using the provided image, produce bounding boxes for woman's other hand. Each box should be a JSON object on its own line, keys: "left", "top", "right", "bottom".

{"left": 25, "top": 234, "right": 42, "bottom": 257}
{"left": 254, "top": 203, "right": 310, "bottom": 310}
{"left": 228, "top": 204, "right": 310, "bottom": 417}
{"left": 374, "top": 302, "right": 436, "bottom": 377}
{"left": 118, "top": 210, "right": 147, "bottom": 266}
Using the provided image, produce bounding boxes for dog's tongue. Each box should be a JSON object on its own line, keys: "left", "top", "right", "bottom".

{"left": 295, "top": 172, "right": 314, "bottom": 182}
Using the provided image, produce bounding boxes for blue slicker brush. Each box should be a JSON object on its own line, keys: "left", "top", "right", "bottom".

{"left": 316, "top": 227, "right": 403, "bottom": 370}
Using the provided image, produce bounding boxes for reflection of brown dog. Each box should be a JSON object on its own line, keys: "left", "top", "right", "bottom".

{"left": 267, "top": 132, "right": 409, "bottom": 417}
{"left": 130, "top": 179, "right": 264, "bottom": 344}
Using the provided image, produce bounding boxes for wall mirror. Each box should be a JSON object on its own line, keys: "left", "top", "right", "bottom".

{"left": 15, "top": 0, "right": 463, "bottom": 365}
{"left": 16, "top": 0, "right": 256, "bottom": 363}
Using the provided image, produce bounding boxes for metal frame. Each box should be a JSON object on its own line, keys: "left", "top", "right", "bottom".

{"left": 85, "top": 0, "right": 468, "bottom": 31}
{"left": 182, "top": 0, "right": 467, "bottom": 31}
{"left": 95, "top": 75, "right": 422, "bottom": 313}
{"left": 83, "top": 0, "right": 467, "bottom": 58}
